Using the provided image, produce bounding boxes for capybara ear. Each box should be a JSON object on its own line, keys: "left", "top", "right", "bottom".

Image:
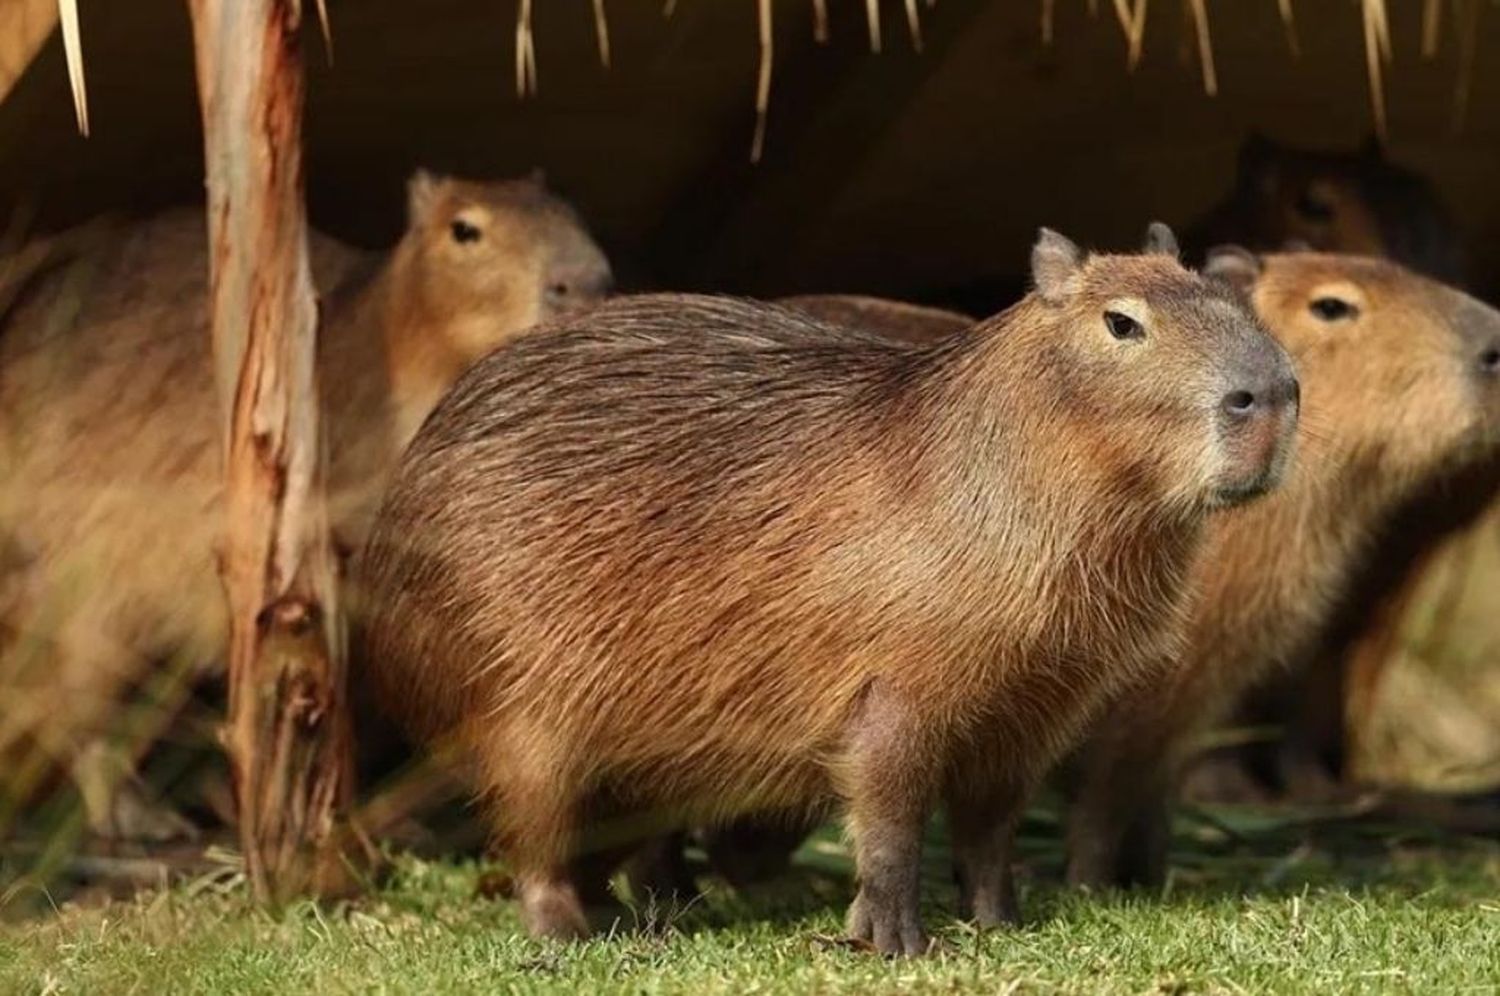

{"left": 1204, "top": 245, "right": 1263, "bottom": 295}
{"left": 407, "top": 169, "right": 442, "bottom": 225}
{"left": 1032, "top": 228, "right": 1083, "bottom": 303}
{"left": 527, "top": 167, "right": 549, "bottom": 188}
{"left": 1143, "top": 221, "right": 1181, "bottom": 260}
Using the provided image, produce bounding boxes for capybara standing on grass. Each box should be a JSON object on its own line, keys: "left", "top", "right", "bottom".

{"left": 0, "top": 171, "right": 612, "bottom": 841}
{"left": 359, "top": 225, "right": 1298, "bottom": 953}
{"left": 1065, "top": 250, "right": 1500, "bottom": 890}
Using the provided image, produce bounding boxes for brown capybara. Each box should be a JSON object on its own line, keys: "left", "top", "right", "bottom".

{"left": 1186, "top": 134, "right": 1470, "bottom": 803}
{"left": 1064, "top": 249, "right": 1500, "bottom": 890}
{"left": 0, "top": 170, "right": 611, "bottom": 841}
{"left": 358, "top": 224, "right": 1298, "bottom": 954}
{"left": 1188, "top": 134, "right": 1465, "bottom": 283}
{"left": 780, "top": 294, "right": 972, "bottom": 344}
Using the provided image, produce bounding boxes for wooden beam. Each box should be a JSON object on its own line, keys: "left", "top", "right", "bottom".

{"left": 188, "top": 0, "right": 355, "bottom": 904}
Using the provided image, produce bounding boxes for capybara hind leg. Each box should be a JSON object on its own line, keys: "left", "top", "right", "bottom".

{"left": 516, "top": 873, "right": 590, "bottom": 940}
{"left": 1113, "top": 797, "right": 1171, "bottom": 890}
{"left": 946, "top": 773, "right": 1026, "bottom": 928}
{"left": 485, "top": 755, "right": 590, "bottom": 940}
{"left": 703, "top": 814, "right": 812, "bottom": 888}
{"left": 840, "top": 682, "right": 932, "bottom": 957}
{"left": 621, "top": 832, "right": 698, "bottom": 903}
{"left": 1066, "top": 747, "right": 1174, "bottom": 891}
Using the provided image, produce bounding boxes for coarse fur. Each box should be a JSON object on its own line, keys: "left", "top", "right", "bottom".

{"left": 1065, "top": 252, "right": 1500, "bottom": 889}
{"left": 360, "top": 232, "right": 1297, "bottom": 953}
{"left": 780, "top": 294, "right": 973, "bottom": 344}
{"left": 0, "top": 171, "right": 611, "bottom": 841}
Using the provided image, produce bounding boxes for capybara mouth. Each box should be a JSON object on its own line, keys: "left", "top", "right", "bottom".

{"left": 1209, "top": 478, "right": 1276, "bottom": 509}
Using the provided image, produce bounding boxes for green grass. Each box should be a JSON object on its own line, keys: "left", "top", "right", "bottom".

{"left": 3, "top": 811, "right": 1500, "bottom": 995}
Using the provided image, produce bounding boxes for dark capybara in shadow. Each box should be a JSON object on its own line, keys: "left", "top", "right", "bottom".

{"left": 0, "top": 171, "right": 612, "bottom": 841}
{"left": 1188, "top": 133, "right": 1465, "bottom": 283}
{"left": 1065, "top": 249, "right": 1500, "bottom": 890}
{"left": 359, "top": 225, "right": 1298, "bottom": 953}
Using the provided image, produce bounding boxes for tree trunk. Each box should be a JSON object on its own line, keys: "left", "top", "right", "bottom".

{"left": 188, "top": 0, "right": 356, "bottom": 904}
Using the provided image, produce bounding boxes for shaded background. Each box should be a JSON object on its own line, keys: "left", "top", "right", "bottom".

{"left": 4, "top": 0, "right": 1500, "bottom": 298}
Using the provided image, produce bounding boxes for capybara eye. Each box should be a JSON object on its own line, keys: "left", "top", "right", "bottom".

{"left": 1309, "top": 297, "right": 1357, "bottom": 322}
{"left": 450, "top": 219, "right": 482, "bottom": 244}
{"left": 1104, "top": 310, "right": 1144, "bottom": 340}
{"left": 1294, "top": 188, "right": 1335, "bottom": 222}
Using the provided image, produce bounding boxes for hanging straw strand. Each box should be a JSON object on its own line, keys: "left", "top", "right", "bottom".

{"left": 752, "top": 0, "right": 773, "bottom": 161}
{"left": 593, "top": 0, "right": 611, "bottom": 69}
{"left": 515, "top": 0, "right": 538, "bottom": 97}
{"left": 1362, "top": 0, "right": 1389, "bottom": 139}
{"left": 58, "top": 0, "right": 88, "bottom": 136}
{"left": 1421, "top": 0, "right": 1441, "bottom": 58}
{"left": 1187, "top": 0, "right": 1217, "bottom": 96}
{"left": 1277, "top": 0, "right": 1299, "bottom": 58}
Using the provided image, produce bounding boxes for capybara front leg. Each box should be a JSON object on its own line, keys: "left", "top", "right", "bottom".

{"left": 841, "top": 681, "right": 932, "bottom": 957}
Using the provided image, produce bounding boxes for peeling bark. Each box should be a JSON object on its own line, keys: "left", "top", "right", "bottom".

{"left": 188, "top": 0, "right": 357, "bottom": 904}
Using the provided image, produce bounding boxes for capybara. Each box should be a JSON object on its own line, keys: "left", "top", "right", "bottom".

{"left": 0, "top": 170, "right": 611, "bottom": 841}
{"left": 359, "top": 225, "right": 1298, "bottom": 953}
{"left": 1186, "top": 134, "right": 1470, "bottom": 802}
{"left": 781, "top": 294, "right": 972, "bottom": 344}
{"left": 1189, "top": 134, "right": 1465, "bottom": 283}
{"left": 1064, "top": 249, "right": 1500, "bottom": 889}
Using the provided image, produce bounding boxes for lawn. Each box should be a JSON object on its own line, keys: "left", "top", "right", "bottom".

{"left": 3, "top": 806, "right": 1499, "bottom": 995}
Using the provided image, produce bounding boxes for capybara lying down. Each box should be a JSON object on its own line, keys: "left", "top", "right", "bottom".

{"left": 1065, "top": 249, "right": 1500, "bottom": 889}
{"left": 358, "top": 225, "right": 1298, "bottom": 954}
{"left": 0, "top": 171, "right": 611, "bottom": 841}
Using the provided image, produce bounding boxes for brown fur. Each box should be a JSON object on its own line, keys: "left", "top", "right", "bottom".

{"left": 359, "top": 233, "right": 1296, "bottom": 953}
{"left": 0, "top": 171, "right": 611, "bottom": 840}
{"left": 779, "top": 294, "right": 972, "bottom": 344}
{"left": 1065, "top": 253, "right": 1500, "bottom": 888}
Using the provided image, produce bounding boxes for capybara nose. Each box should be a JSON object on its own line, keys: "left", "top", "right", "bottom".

{"left": 1479, "top": 342, "right": 1500, "bottom": 377}
{"left": 1221, "top": 374, "right": 1299, "bottom": 420}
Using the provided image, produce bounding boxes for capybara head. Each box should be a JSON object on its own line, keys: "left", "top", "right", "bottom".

{"left": 399, "top": 169, "right": 613, "bottom": 359}
{"left": 1206, "top": 134, "right": 1464, "bottom": 282}
{"left": 1208, "top": 248, "right": 1500, "bottom": 488}
{"left": 1026, "top": 224, "right": 1299, "bottom": 512}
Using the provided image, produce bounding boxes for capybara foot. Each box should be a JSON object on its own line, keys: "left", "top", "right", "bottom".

{"left": 956, "top": 874, "right": 1019, "bottom": 929}
{"left": 520, "top": 878, "right": 591, "bottom": 941}
{"left": 846, "top": 890, "right": 930, "bottom": 957}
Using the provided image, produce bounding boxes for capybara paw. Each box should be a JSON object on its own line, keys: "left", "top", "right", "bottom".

{"left": 846, "top": 890, "right": 931, "bottom": 957}
{"left": 964, "top": 888, "right": 1019, "bottom": 929}
{"left": 521, "top": 881, "right": 591, "bottom": 941}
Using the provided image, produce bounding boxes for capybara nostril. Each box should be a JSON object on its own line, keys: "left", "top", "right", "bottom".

{"left": 1221, "top": 389, "right": 1257, "bottom": 418}
{"left": 1480, "top": 345, "right": 1500, "bottom": 375}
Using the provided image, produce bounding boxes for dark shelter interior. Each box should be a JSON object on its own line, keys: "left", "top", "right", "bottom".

{"left": 6, "top": 0, "right": 1500, "bottom": 302}
{"left": 2, "top": 0, "right": 1498, "bottom": 862}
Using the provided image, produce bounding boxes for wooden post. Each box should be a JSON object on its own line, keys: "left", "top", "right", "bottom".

{"left": 188, "top": 0, "right": 355, "bottom": 903}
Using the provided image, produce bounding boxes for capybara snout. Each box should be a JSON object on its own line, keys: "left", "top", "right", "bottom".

{"left": 1211, "top": 317, "right": 1300, "bottom": 506}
